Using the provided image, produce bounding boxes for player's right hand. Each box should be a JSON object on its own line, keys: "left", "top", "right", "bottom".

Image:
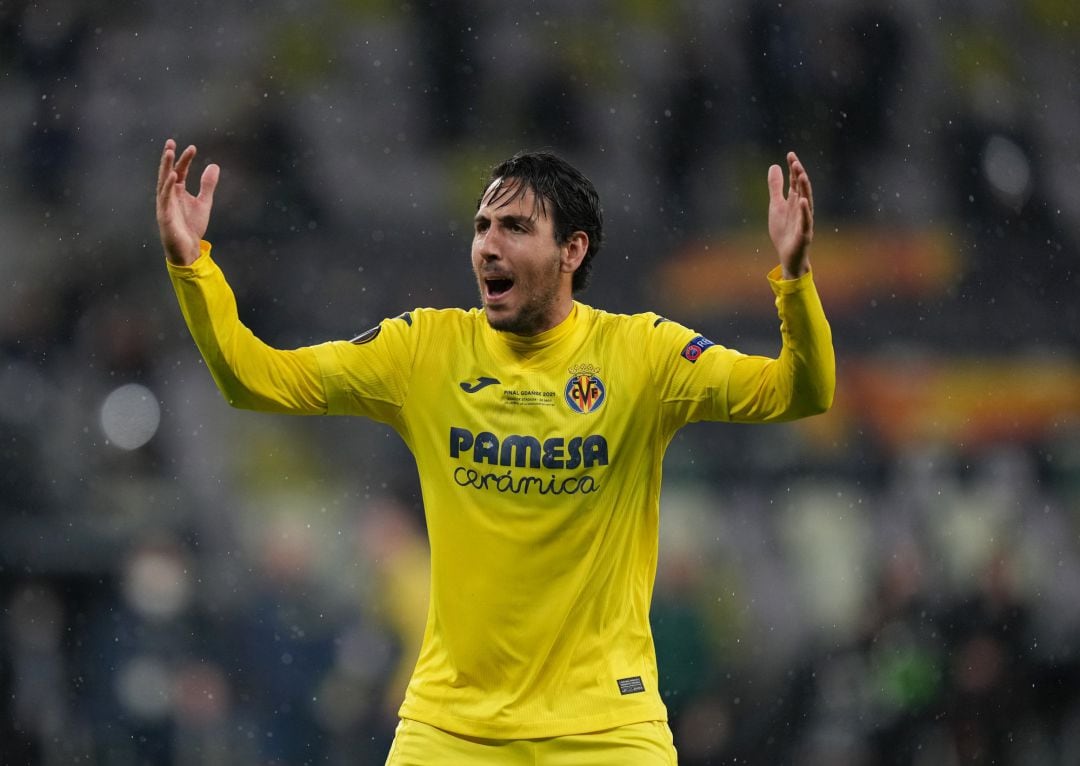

{"left": 156, "top": 138, "right": 219, "bottom": 266}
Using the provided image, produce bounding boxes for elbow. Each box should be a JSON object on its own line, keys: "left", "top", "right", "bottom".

{"left": 224, "top": 388, "right": 273, "bottom": 412}
{"left": 815, "top": 379, "right": 837, "bottom": 415}
{"left": 220, "top": 390, "right": 256, "bottom": 411}
{"left": 807, "top": 377, "right": 836, "bottom": 416}
{"left": 209, "top": 364, "right": 276, "bottom": 412}
{"left": 789, "top": 379, "right": 835, "bottom": 419}
{"left": 807, "top": 388, "right": 834, "bottom": 417}
{"left": 213, "top": 377, "right": 262, "bottom": 411}
{"left": 799, "top": 356, "right": 836, "bottom": 417}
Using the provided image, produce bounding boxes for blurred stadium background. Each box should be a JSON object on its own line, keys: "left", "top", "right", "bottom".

{"left": 2, "top": 0, "right": 1079, "bottom": 763}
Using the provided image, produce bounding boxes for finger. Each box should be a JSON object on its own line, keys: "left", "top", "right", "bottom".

{"left": 157, "top": 167, "right": 177, "bottom": 220}
{"left": 800, "top": 167, "right": 814, "bottom": 215}
{"left": 787, "top": 152, "right": 803, "bottom": 199}
{"left": 800, "top": 197, "right": 813, "bottom": 235}
{"left": 198, "top": 163, "right": 220, "bottom": 206}
{"left": 767, "top": 163, "right": 784, "bottom": 203}
{"left": 174, "top": 144, "right": 197, "bottom": 185}
{"left": 789, "top": 159, "right": 812, "bottom": 213}
{"left": 157, "top": 139, "right": 176, "bottom": 196}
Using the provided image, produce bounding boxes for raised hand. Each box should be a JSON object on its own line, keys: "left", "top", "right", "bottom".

{"left": 767, "top": 152, "right": 814, "bottom": 280}
{"left": 156, "top": 138, "right": 219, "bottom": 266}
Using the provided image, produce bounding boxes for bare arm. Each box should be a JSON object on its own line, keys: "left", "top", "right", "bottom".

{"left": 156, "top": 138, "right": 219, "bottom": 266}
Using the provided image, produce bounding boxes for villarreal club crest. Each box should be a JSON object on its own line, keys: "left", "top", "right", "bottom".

{"left": 564, "top": 364, "right": 606, "bottom": 414}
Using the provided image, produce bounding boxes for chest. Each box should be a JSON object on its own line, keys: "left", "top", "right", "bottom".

{"left": 403, "top": 335, "right": 656, "bottom": 465}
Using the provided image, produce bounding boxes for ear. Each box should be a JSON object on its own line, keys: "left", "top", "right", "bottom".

{"left": 560, "top": 231, "right": 589, "bottom": 275}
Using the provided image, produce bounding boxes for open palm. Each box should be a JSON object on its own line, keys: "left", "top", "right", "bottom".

{"left": 767, "top": 152, "right": 814, "bottom": 279}
{"left": 156, "top": 139, "right": 219, "bottom": 266}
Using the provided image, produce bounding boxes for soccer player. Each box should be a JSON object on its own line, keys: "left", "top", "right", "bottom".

{"left": 156, "top": 139, "right": 834, "bottom": 764}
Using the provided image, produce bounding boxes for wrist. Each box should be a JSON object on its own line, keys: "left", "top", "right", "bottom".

{"left": 165, "top": 239, "right": 204, "bottom": 267}
{"left": 781, "top": 262, "right": 810, "bottom": 280}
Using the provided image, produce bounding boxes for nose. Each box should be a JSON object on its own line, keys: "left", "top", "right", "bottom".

{"left": 476, "top": 228, "right": 503, "bottom": 261}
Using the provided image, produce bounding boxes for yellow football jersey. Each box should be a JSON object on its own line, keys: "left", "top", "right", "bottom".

{"left": 168, "top": 240, "right": 834, "bottom": 739}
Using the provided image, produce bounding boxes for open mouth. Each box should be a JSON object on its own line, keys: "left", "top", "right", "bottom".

{"left": 484, "top": 277, "right": 515, "bottom": 301}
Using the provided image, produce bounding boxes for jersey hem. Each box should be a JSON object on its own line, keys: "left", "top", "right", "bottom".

{"left": 397, "top": 702, "right": 669, "bottom": 740}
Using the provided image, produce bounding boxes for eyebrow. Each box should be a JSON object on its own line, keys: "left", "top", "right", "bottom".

{"left": 473, "top": 211, "right": 536, "bottom": 230}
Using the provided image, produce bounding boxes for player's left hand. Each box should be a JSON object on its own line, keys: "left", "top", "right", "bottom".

{"left": 767, "top": 151, "right": 814, "bottom": 279}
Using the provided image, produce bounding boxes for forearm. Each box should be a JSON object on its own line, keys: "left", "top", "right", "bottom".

{"left": 167, "top": 241, "right": 328, "bottom": 414}
{"left": 727, "top": 267, "right": 835, "bottom": 422}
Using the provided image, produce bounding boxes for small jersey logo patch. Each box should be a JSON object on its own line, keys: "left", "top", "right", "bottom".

{"left": 460, "top": 376, "right": 500, "bottom": 393}
{"left": 617, "top": 676, "right": 646, "bottom": 695}
{"left": 680, "top": 335, "right": 715, "bottom": 363}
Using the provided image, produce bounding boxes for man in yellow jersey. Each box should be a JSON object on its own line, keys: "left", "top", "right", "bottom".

{"left": 156, "top": 138, "right": 834, "bottom": 764}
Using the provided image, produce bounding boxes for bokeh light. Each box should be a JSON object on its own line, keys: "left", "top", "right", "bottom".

{"left": 99, "top": 383, "right": 161, "bottom": 450}
{"left": 116, "top": 656, "right": 173, "bottom": 720}
{"left": 122, "top": 545, "right": 192, "bottom": 621}
{"left": 982, "top": 134, "right": 1033, "bottom": 209}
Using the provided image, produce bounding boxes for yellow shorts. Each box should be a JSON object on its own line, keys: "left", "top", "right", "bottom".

{"left": 384, "top": 717, "right": 678, "bottom": 765}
